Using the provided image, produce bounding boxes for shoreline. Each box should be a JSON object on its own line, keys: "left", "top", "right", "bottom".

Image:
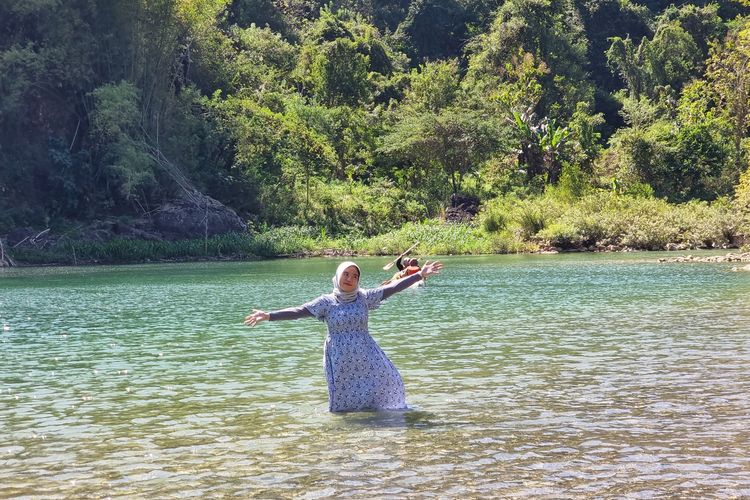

{"left": 3, "top": 244, "right": 748, "bottom": 268}
{"left": 658, "top": 252, "right": 750, "bottom": 264}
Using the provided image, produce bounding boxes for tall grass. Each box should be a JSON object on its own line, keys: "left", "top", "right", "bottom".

{"left": 478, "top": 190, "right": 741, "bottom": 250}
{"left": 354, "top": 220, "right": 497, "bottom": 256}
{"left": 11, "top": 228, "right": 338, "bottom": 265}
{"left": 9, "top": 190, "right": 746, "bottom": 265}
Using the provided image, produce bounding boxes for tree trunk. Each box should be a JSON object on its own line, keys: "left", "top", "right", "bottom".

{"left": 0, "top": 238, "right": 15, "bottom": 267}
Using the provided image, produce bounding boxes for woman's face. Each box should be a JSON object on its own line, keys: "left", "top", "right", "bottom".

{"left": 338, "top": 265, "right": 360, "bottom": 292}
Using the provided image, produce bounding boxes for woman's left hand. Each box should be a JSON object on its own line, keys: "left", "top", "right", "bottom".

{"left": 420, "top": 260, "right": 443, "bottom": 278}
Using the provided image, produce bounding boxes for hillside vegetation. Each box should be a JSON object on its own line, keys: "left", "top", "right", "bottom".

{"left": 2, "top": 0, "right": 750, "bottom": 261}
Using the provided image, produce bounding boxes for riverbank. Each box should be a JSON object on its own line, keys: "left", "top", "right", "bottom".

{"left": 658, "top": 252, "right": 750, "bottom": 271}
{"left": 2, "top": 220, "right": 748, "bottom": 267}
{"left": 3, "top": 189, "right": 747, "bottom": 267}
{"left": 658, "top": 252, "right": 750, "bottom": 263}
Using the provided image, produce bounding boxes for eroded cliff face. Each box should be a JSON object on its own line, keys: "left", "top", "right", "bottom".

{"left": 3, "top": 191, "right": 248, "bottom": 260}
{"left": 150, "top": 191, "right": 247, "bottom": 240}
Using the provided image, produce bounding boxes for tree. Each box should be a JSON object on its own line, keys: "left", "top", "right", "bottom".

{"left": 403, "top": 59, "right": 462, "bottom": 112}
{"left": 0, "top": 0, "right": 99, "bottom": 225}
{"left": 225, "top": 0, "right": 290, "bottom": 37}
{"left": 289, "top": 99, "right": 377, "bottom": 180}
{"left": 465, "top": 0, "right": 594, "bottom": 121}
{"left": 703, "top": 19, "right": 750, "bottom": 179}
{"left": 380, "top": 59, "right": 506, "bottom": 199}
{"left": 573, "top": 0, "right": 652, "bottom": 137}
{"left": 309, "top": 37, "right": 372, "bottom": 105}
{"left": 602, "top": 92, "right": 732, "bottom": 202}
{"left": 607, "top": 21, "right": 701, "bottom": 101}
{"left": 511, "top": 110, "right": 571, "bottom": 184}
{"left": 294, "top": 6, "right": 402, "bottom": 106}
{"left": 394, "top": 0, "right": 470, "bottom": 64}
{"left": 736, "top": 164, "right": 750, "bottom": 220}
{"left": 206, "top": 94, "right": 338, "bottom": 223}
{"left": 660, "top": 4, "right": 725, "bottom": 60}
{"left": 604, "top": 4, "right": 725, "bottom": 118}
{"left": 574, "top": 0, "right": 652, "bottom": 95}
{"left": 229, "top": 24, "right": 298, "bottom": 95}
{"left": 88, "top": 81, "right": 156, "bottom": 202}
{"left": 380, "top": 107, "right": 504, "bottom": 196}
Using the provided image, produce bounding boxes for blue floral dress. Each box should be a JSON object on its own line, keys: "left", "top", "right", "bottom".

{"left": 303, "top": 288, "right": 407, "bottom": 412}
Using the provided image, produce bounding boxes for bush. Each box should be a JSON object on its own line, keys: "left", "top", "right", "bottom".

{"left": 10, "top": 189, "right": 743, "bottom": 266}
{"left": 477, "top": 189, "right": 740, "bottom": 251}
{"left": 479, "top": 198, "right": 510, "bottom": 233}
{"left": 516, "top": 201, "right": 547, "bottom": 239}
{"left": 250, "top": 226, "right": 324, "bottom": 256}
{"left": 537, "top": 222, "right": 582, "bottom": 249}
{"left": 10, "top": 229, "right": 339, "bottom": 264}
{"left": 358, "top": 220, "right": 493, "bottom": 255}
{"left": 737, "top": 165, "right": 750, "bottom": 237}
{"left": 303, "top": 179, "right": 428, "bottom": 237}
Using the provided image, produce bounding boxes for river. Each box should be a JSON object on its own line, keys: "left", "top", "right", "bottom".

{"left": 1, "top": 253, "right": 749, "bottom": 497}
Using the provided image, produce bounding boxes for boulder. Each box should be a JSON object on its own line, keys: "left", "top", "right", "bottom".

{"left": 659, "top": 252, "right": 750, "bottom": 263}
{"left": 151, "top": 190, "right": 247, "bottom": 240}
{"left": 110, "top": 221, "right": 162, "bottom": 241}
{"left": 445, "top": 193, "right": 480, "bottom": 223}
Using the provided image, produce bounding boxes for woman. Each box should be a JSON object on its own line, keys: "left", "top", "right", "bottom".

{"left": 245, "top": 260, "right": 443, "bottom": 412}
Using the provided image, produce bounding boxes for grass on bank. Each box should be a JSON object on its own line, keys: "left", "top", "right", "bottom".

{"left": 10, "top": 227, "right": 328, "bottom": 265}
{"left": 7, "top": 190, "right": 748, "bottom": 265}
{"left": 479, "top": 190, "right": 742, "bottom": 251}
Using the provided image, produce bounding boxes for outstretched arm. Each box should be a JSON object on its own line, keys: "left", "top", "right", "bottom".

{"left": 244, "top": 306, "right": 313, "bottom": 327}
{"left": 380, "top": 260, "right": 443, "bottom": 299}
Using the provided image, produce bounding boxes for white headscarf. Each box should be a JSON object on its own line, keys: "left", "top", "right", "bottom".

{"left": 332, "top": 261, "right": 361, "bottom": 304}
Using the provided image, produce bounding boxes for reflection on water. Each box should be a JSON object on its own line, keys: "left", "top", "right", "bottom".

{"left": 1, "top": 254, "right": 749, "bottom": 497}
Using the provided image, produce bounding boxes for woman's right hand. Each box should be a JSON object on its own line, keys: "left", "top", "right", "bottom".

{"left": 419, "top": 260, "right": 443, "bottom": 278}
{"left": 244, "top": 309, "right": 270, "bottom": 327}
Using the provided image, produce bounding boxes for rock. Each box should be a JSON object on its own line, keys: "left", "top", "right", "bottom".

{"left": 3, "top": 191, "right": 247, "bottom": 263}
{"left": 445, "top": 193, "right": 480, "bottom": 223}
{"left": 151, "top": 190, "right": 247, "bottom": 239}
{"left": 665, "top": 242, "right": 690, "bottom": 251}
{"left": 660, "top": 252, "right": 750, "bottom": 263}
{"left": 111, "top": 222, "right": 162, "bottom": 241}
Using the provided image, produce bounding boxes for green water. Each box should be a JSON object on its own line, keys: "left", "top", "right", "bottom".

{"left": 1, "top": 253, "right": 749, "bottom": 497}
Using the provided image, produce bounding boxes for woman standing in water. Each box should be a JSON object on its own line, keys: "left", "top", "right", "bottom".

{"left": 245, "top": 260, "right": 443, "bottom": 412}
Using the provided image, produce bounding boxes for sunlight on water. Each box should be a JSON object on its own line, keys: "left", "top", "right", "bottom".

{"left": 1, "top": 253, "right": 749, "bottom": 497}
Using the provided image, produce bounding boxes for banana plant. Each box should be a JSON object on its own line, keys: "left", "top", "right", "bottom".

{"left": 510, "top": 109, "right": 570, "bottom": 184}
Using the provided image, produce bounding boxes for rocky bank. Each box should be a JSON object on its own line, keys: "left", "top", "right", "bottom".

{"left": 659, "top": 252, "right": 750, "bottom": 271}
{"left": 2, "top": 191, "right": 246, "bottom": 265}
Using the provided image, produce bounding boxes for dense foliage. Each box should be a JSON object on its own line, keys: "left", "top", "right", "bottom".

{"left": 2, "top": 0, "right": 750, "bottom": 246}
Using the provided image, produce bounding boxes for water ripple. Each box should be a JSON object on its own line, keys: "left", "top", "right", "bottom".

{"left": 1, "top": 255, "right": 749, "bottom": 497}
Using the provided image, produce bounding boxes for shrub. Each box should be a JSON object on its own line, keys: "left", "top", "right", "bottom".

{"left": 477, "top": 189, "right": 740, "bottom": 251}
{"left": 358, "top": 220, "right": 492, "bottom": 255}
{"left": 304, "top": 179, "right": 427, "bottom": 237}
{"left": 478, "top": 198, "right": 510, "bottom": 233}
{"left": 537, "top": 222, "right": 582, "bottom": 249}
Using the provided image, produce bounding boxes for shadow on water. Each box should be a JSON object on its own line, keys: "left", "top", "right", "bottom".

{"left": 333, "top": 408, "right": 464, "bottom": 429}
